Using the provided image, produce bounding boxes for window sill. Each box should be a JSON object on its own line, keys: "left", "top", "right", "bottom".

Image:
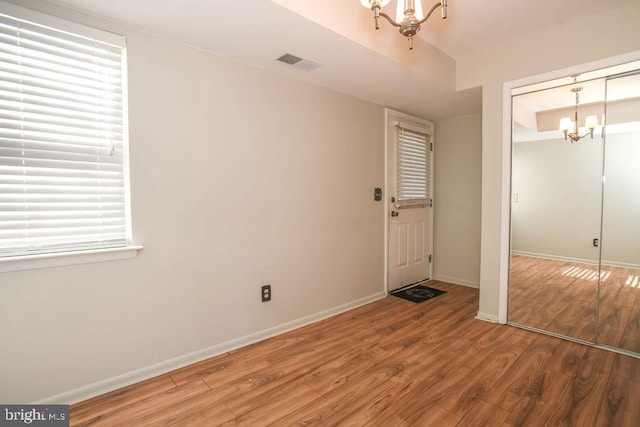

{"left": 0, "top": 246, "right": 143, "bottom": 273}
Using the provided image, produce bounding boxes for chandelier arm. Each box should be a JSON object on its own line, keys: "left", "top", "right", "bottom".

{"left": 378, "top": 11, "right": 402, "bottom": 28}
{"left": 417, "top": 1, "right": 446, "bottom": 25}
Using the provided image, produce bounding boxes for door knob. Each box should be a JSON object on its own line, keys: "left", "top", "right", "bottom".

{"left": 391, "top": 211, "right": 399, "bottom": 217}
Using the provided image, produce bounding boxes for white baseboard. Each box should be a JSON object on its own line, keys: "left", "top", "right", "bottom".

{"left": 512, "top": 250, "right": 598, "bottom": 265}
{"left": 36, "top": 291, "right": 386, "bottom": 405}
{"left": 475, "top": 311, "right": 499, "bottom": 323}
{"left": 432, "top": 274, "right": 479, "bottom": 289}
{"left": 512, "top": 251, "right": 640, "bottom": 269}
{"left": 602, "top": 259, "right": 640, "bottom": 269}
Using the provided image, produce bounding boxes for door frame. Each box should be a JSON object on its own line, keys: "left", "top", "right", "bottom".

{"left": 384, "top": 108, "right": 435, "bottom": 294}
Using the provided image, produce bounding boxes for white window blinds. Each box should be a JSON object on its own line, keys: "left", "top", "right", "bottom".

{"left": 0, "top": 9, "right": 130, "bottom": 257}
{"left": 396, "top": 126, "right": 430, "bottom": 205}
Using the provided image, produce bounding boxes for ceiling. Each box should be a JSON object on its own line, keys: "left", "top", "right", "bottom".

{"left": 515, "top": 70, "right": 640, "bottom": 112}
{"left": 40, "top": 0, "right": 639, "bottom": 120}
{"left": 513, "top": 69, "right": 640, "bottom": 142}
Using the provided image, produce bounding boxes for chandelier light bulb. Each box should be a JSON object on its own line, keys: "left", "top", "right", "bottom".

{"left": 396, "top": 0, "right": 424, "bottom": 22}
{"left": 585, "top": 115, "right": 598, "bottom": 130}
{"left": 559, "top": 117, "right": 573, "bottom": 133}
{"left": 360, "top": 0, "right": 392, "bottom": 8}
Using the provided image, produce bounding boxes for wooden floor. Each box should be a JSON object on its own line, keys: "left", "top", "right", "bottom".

{"left": 509, "top": 255, "right": 640, "bottom": 354}
{"left": 71, "top": 281, "right": 640, "bottom": 426}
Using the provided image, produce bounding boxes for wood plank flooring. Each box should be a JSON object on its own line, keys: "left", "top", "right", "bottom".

{"left": 509, "top": 254, "right": 640, "bottom": 354}
{"left": 71, "top": 281, "right": 640, "bottom": 426}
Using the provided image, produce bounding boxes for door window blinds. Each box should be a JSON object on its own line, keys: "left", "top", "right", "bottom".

{"left": 396, "top": 126, "right": 430, "bottom": 206}
{"left": 0, "top": 9, "right": 130, "bottom": 257}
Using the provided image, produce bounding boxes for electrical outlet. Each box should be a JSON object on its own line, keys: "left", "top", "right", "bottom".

{"left": 261, "top": 285, "right": 271, "bottom": 302}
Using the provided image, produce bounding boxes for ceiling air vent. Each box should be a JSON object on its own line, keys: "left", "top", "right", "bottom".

{"left": 276, "top": 53, "right": 322, "bottom": 72}
{"left": 277, "top": 53, "right": 302, "bottom": 65}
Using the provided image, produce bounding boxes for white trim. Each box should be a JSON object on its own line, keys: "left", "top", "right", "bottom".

{"left": 498, "top": 79, "right": 513, "bottom": 326}
{"left": 512, "top": 250, "right": 640, "bottom": 269}
{"left": 121, "top": 43, "right": 133, "bottom": 245}
{"left": 35, "top": 291, "right": 386, "bottom": 405}
{"left": 388, "top": 111, "right": 433, "bottom": 133}
{"left": 0, "top": 246, "right": 143, "bottom": 273}
{"left": 501, "top": 50, "right": 640, "bottom": 326}
{"left": 432, "top": 274, "right": 480, "bottom": 289}
{"left": 512, "top": 250, "right": 598, "bottom": 265}
{"left": 430, "top": 129, "right": 436, "bottom": 289}
{"left": 603, "top": 260, "right": 640, "bottom": 269}
{"left": 392, "top": 120, "right": 433, "bottom": 135}
{"left": 384, "top": 109, "right": 390, "bottom": 295}
{"left": 475, "top": 312, "right": 498, "bottom": 323}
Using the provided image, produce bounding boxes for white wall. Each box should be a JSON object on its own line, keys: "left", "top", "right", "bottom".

{"left": 433, "top": 113, "right": 482, "bottom": 287}
{"left": 0, "top": 2, "right": 385, "bottom": 403}
{"left": 512, "top": 132, "right": 640, "bottom": 268}
{"left": 511, "top": 138, "right": 604, "bottom": 263}
{"left": 601, "top": 132, "right": 640, "bottom": 266}
{"left": 456, "top": 2, "right": 640, "bottom": 321}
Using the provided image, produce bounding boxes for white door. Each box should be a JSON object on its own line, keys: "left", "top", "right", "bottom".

{"left": 387, "top": 111, "right": 433, "bottom": 291}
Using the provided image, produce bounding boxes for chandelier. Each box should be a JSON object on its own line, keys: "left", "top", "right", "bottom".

{"left": 360, "top": 0, "right": 448, "bottom": 50}
{"left": 559, "top": 86, "right": 598, "bottom": 143}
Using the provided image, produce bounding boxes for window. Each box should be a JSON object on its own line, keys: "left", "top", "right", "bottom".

{"left": 0, "top": 4, "right": 138, "bottom": 270}
{"left": 396, "top": 125, "right": 430, "bottom": 206}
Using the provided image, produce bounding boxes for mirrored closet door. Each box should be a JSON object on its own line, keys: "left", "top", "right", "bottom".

{"left": 508, "top": 63, "right": 640, "bottom": 356}
{"left": 597, "top": 71, "right": 640, "bottom": 353}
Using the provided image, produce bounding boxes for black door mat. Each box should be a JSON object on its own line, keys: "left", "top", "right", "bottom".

{"left": 390, "top": 285, "right": 446, "bottom": 303}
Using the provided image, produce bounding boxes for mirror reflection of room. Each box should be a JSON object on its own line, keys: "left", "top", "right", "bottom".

{"left": 509, "top": 68, "right": 640, "bottom": 355}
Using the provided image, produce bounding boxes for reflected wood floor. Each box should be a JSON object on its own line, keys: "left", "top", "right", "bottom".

{"left": 509, "top": 255, "right": 640, "bottom": 354}
{"left": 71, "top": 281, "right": 640, "bottom": 426}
